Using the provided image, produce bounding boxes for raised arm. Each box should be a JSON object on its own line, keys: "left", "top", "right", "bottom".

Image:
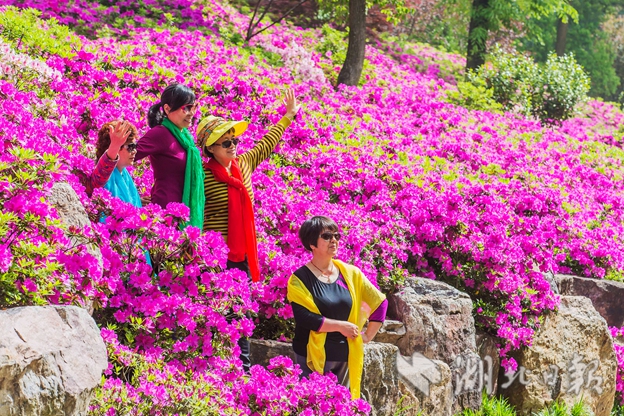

{"left": 240, "top": 89, "right": 300, "bottom": 172}
{"left": 84, "top": 121, "right": 132, "bottom": 196}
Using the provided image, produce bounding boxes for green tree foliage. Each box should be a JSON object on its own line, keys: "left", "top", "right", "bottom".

{"left": 519, "top": 0, "right": 621, "bottom": 100}
{"left": 467, "top": 47, "right": 590, "bottom": 122}
{"left": 456, "top": 0, "right": 577, "bottom": 70}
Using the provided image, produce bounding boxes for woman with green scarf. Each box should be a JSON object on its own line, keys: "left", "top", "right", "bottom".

{"left": 135, "top": 83, "right": 205, "bottom": 229}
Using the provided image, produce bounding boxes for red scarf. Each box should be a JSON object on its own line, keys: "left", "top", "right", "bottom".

{"left": 205, "top": 158, "right": 260, "bottom": 282}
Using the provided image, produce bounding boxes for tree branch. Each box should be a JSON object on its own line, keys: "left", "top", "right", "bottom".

{"left": 247, "top": 0, "right": 310, "bottom": 41}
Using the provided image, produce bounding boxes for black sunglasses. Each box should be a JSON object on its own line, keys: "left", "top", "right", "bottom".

{"left": 214, "top": 138, "right": 240, "bottom": 149}
{"left": 320, "top": 232, "right": 341, "bottom": 241}
{"left": 122, "top": 143, "right": 137, "bottom": 152}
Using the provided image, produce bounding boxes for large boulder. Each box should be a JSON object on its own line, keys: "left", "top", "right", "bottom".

{"left": 0, "top": 305, "right": 108, "bottom": 416}
{"left": 498, "top": 296, "right": 617, "bottom": 416}
{"left": 388, "top": 277, "right": 476, "bottom": 363}
{"left": 555, "top": 274, "right": 624, "bottom": 327}
{"left": 388, "top": 277, "right": 480, "bottom": 411}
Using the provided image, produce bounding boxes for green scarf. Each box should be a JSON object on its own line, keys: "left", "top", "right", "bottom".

{"left": 162, "top": 118, "right": 205, "bottom": 230}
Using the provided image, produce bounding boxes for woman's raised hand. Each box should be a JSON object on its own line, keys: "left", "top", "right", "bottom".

{"left": 283, "top": 88, "right": 300, "bottom": 120}
{"left": 106, "top": 121, "right": 133, "bottom": 160}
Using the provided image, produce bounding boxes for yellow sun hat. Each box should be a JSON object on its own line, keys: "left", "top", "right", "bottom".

{"left": 196, "top": 115, "right": 248, "bottom": 150}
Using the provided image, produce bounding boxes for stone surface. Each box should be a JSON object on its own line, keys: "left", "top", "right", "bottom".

{"left": 388, "top": 277, "right": 476, "bottom": 363}
{"left": 449, "top": 351, "right": 482, "bottom": 413}
{"left": 361, "top": 342, "right": 419, "bottom": 416}
{"left": 388, "top": 277, "right": 479, "bottom": 412}
{"left": 0, "top": 305, "right": 108, "bottom": 416}
{"left": 249, "top": 338, "right": 295, "bottom": 367}
{"left": 555, "top": 274, "right": 624, "bottom": 327}
{"left": 498, "top": 296, "right": 617, "bottom": 416}
{"left": 373, "top": 319, "right": 406, "bottom": 345}
{"left": 475, "top": 330, "right": 500, "bottom": 396}
{"left": 542, "top": 271, "right": 560, "bottom": 295}
{"left": 397, "top": 352, "right": 452, "bottom": 416}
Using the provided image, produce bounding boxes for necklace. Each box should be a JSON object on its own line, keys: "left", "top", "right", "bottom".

{"left": 310, "top": 260, "right": 334, "bottom": 282}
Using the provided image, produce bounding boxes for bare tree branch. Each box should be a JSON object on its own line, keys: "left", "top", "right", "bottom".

{"left": 245, "top": 0, "right": 310, "bottom": 42}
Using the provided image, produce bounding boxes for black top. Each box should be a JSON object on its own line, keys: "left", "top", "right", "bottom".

{"left": 291, "top": 265, "right": 353, "bottom": 362}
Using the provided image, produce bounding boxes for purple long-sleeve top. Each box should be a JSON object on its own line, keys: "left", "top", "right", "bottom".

{"left": 135, "top": 125, "right": 187, "bottom": 209}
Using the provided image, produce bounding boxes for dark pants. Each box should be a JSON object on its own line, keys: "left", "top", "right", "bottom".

{"left": 227, "top": 258, "right": 251, "bottom": 374}
{"left": 295, "top": 353, "right": 349, "bottom": 386}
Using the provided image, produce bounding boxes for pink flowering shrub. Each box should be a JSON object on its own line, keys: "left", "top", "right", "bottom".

{"left": 2, "top": 0, "right": 624, "bottom": 410}
{"left": 0, "top": 143, "right": 99, "bottom": 307}
{"left": 91, "top": 331, "right": 370, "bottom": 415}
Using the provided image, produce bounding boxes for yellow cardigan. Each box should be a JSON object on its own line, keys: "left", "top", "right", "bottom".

{"left": 287, "top": 259, "right": 386, "bottom": 399}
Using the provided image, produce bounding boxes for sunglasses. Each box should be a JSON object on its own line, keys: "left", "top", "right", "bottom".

{"left": 181, "top": 103, "right": 199, "bottom": 114}
{"left": 320, "top": 232, "right": 341, "bottom": 241}
{"left": 121, "top": 143, "right": 137, "bottom": 152}
{"left": 213, "top": 138, "right": 240, "bottom": 149}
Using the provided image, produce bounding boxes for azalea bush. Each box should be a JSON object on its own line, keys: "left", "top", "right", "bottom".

{"left": 0, "top": 143, "right": 100, "bottom": 307}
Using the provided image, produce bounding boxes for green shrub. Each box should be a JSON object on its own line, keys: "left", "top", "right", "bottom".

{"left": 532, "top": 400, "right": 593, "bottom": 416}
{"left": 444, "top": 79, "right": 504, "bottom": 113}
{"left": 0, "top": 6, "right": 80, "bottom": 58}
{"left": 457, "top": 393, "right": 516, "bottom": 416}
{"left": 469, "top": 47, "right": 590, "bottom": 123}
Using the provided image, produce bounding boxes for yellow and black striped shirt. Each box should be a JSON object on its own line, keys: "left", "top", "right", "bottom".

{"left": 203, "top": 116, "right": 291, "bottom": 236}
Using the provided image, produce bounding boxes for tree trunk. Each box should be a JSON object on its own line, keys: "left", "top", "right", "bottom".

{"left": 337, "top": 0, "right": 367, "bottom": 87}
{"left": 466, "top": 0, "right": 490, "bottom": 70}
{"left": 555, "top": 17, "right": 568, "bottom": 56}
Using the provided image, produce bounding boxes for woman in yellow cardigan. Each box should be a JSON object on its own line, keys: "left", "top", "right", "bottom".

{"left": 287, "top": 216, "right": 387, "bottom": 399}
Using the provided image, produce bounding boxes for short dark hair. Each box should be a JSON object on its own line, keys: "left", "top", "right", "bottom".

{"left": 298, "top": 216, "right": 339, "bottom": 251}
{"left": 147, "top": 83, "right": 196, "bottom": 128}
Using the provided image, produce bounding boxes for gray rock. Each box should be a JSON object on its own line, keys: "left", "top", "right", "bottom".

{"left": 475, "top": 330, "right": 500, "bottom": 396}
{"left": 542, "top": 271, "right": 560, "bottom": 295}
{"left": 388, "top": 277, "right": 476, "bottom": 363}
{"left": 249, "top": 338, "right": 295, "bottom": 367}
{"left": 373, "top": 319, "right": 406, "bottom": 344}
{"left": 498, "top": 296, "right": 617, "bottom": 416}
{"left": 397, "top": 352, "right": 452, "bottom": 416}
{"left": 388, "top": 277, "right": 479, "bottom": 413}
{"left": 449, "top": 351, "right": 483, "bottom": 413}
{"left": 555, "top": 274, "right": 624, "bottom": 327}
{"left": 362, "top": 342, "right": 419, "bottom": 416}
{"left": 0, "top": 305, "right": 108, "bottom": 416}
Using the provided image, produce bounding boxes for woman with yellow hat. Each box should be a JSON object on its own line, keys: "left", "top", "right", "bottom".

{"left": 196, "top": 88, "right": 299, "bottom": 372}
